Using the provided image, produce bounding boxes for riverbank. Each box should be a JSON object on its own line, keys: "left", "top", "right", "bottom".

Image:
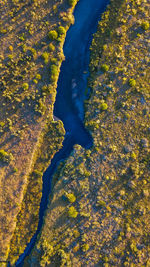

{"left": 0, "top": 0, "right": 78, "bottom": 265}
{"left": 26, "top": 0, "right": 150, "bottom": 266}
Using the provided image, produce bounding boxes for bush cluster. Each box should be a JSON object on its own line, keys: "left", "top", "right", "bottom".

{"left": 49, "top": 43, "right": 55, "bottom": 52}
{"left": 58, "top": 26, "right": 66, "bottom": 35}
{"left": 129, "top": 78, "right": 136, "bottom": 87}
{"left": 22, "top": 83, "right": 29, "bottom": 90}
{"left": 100, "top": 102, "right": 108, "bottom": 111}
{"left": 64, "top": 192, "right": 76, "bottom": 203}
{"left": 0, "top": 149, "right": 13, "bottom": 163}
{"left": 101, "top": 64, "right": 109, "bottom": 72}
{"left": 68, "top": 0, "right": 76, "bottom": 6}
{"left": 48, "top": 30, "right": 58, "bottom": 40}
{"left": 42, "top": 52, "right": 49, "bottom": 64}
{"left": 68, "top": 206, "right": 78, "bottom": 218}
{"left": 50, "top": 64, "right": 59, "bottom": 82}
{"left": 141, "top": 21, "right": 149, "bottom": 30}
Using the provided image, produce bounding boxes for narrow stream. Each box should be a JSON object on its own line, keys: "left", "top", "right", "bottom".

{"left": 13, "top": 0, "right": 109, "bottom": 266}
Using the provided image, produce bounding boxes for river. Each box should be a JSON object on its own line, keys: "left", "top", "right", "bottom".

{"left": 13, "top": 0, "right": 109, "bottom": 265}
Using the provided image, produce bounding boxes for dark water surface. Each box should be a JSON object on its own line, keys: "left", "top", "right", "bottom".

{"left": 54, "top": 0, "right": 109, "bottom": 145}
{"left": 13, "top": 0, "right": 109, "bottom": 266}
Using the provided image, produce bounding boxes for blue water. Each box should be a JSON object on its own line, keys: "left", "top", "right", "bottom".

{"left": 54, "top": 0, "right": 109, "bottom": 142}
{"left": 11, "top": 0, "right": 109, "bottom": 266}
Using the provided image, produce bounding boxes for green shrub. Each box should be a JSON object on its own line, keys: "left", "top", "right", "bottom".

{"left": 38, "top": 99, "right": 46, "bottom": 114}
{"left": 129, "top": 78, "right": 136, "bottom": 87}
{"left": 65, "top": 192, "right": 76, "bottom": 203}
{"left": 68, "top": 206, "right": 78, "bottom": 218}
{"left": 73, "top": 229, "right": 80, "bottom": 238}
{"left": 0, "top": 121, "right": 5, "bottom": 127}
{"left": 141, "top": 21, "right": 149, "bottom": 30}
{"left": 58, "top": 249, "right": 68, "bottom": 266}
{"left": 48, "top": 30, "right": 58, "bottom": 40}
{"left": 50, "top": 64, "right": 59, "bottom": 82}
{"left": 13, "top": 167, "right": 18, "bottom": 172}
{"left": 101, "top": 64, "right": 109, "bottom": 72}
{"left": 42, "top": 52, "right": 49, "bottom": 64}
{"left": 68, "top": 0, "right": 76, "bottom": 6}
{"left": 50, "top": 64, "right": 58, "bottom": 74}
{"left": 41, "top": 84, "right": 54, "bottom": 96}
{"left": 33, "top": 170, "right": 43, "bottom": 178}
{"left": 40, "top": 240, "right": 53, "bottom": 266}
{"left": 97, "top": 200, "right": 106, "bottom": 208}
{"left": 131, "top": 152, "right": 136, "bottom": 160}
{"left": 33, "top": 79, "right": 38, "bottom": 84}
{"left": 22, "top": 83, "right": 29, "bottom": 90}
{"left": 58, "top": 26, "right": 66, "bottom": 35}
{"left": 100, "top": 102, "right": 108, "bottom": 111}
{"left": 49, "top": 43, "right": 55, "bottom": 52}
{"left": 29, "top": 47, "right": 37, "bottom": 57}
{"left": 0, "top": 149, "right": 13, "bottom": 163}
{"left": 50, "top": 57, "right": 57, "bottom": 64}
{"left": 82, "top": 244, "right": 89, "bottom": 252}
{"left": 36, "top": 74, "right": 41, "bottom": 80}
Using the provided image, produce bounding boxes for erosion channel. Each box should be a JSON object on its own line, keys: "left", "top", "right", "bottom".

{"left": 14, "top": 0, "right": 109, "bottom": 265}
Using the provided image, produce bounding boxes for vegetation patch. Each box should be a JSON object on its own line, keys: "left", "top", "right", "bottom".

{"left": 48, "top": 30, "right": 58, "bottom": 40}
{"left": 0, "top": 149, "right": 13, "bottom": 164}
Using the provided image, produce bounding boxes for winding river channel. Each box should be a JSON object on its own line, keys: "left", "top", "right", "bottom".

{"left": 14, "top": 0, "right": 109, "bottom": 266}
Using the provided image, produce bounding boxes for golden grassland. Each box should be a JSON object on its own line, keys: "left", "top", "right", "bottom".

{"left": 26, "top": 0, "right": 150, "bottom": 266}
{"left": 0, "top": 0, "right": 78, "bottom": 265}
